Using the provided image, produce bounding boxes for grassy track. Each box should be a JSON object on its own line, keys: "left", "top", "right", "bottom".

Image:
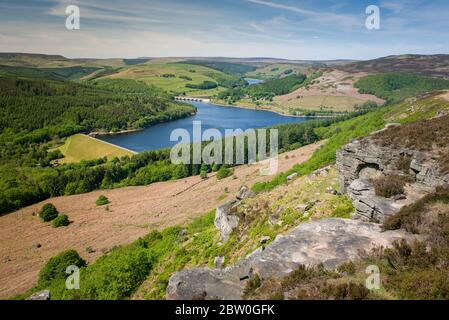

{"left": 56, "top": 134, "right": 136, "bottom": 164}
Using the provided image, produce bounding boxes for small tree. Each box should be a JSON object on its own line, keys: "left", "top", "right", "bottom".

{"left": 200, "top": 163, "right": 211, "bottom": 173}
{"left": 96, "top": 195, "right": 110, "bottom": 206}
{"left": 39, "top": 203, "right": 59, "bottom": 222}
{"left": 52, "top": 214, "right": 70, "bottom": 228}
{"left": 38, "top": 250, "right": 86, "bottom": 287}
{"left": 217, "top": 167, "right": 233, "bottom": 180}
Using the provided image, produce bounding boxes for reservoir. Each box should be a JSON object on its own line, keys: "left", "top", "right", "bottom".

{"left": 245, "top": 78, "right": 264, "bottom": 85}
{"left": 99, "top": 101, "right": 308, "bottom": 152}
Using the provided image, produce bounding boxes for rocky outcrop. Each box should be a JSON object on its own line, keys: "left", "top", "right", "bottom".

{"left": 337, "top": 133, "right": 449, "bottom": 222}
{"left": 338, "top": 138, "right": 442, "bottom": 194}
{"left": 236, "top": 186, "right": 255, "bottom": 200}
{"left": 27, "top": 290, "right": 50, "bottom": 300}
{"left": 214, "top": 200, "right": 240, "bottom": 242}
{"left": 348, "top": 178, "right": 406, "bottom": 222}
{"left": 166, "top": 218, "right": 419, "bottom": 300}
{"left": 214, "top": 186, "right": 255, "bottom": 242}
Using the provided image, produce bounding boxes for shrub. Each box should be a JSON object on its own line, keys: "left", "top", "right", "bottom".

{"left": 337, "top": 261, "right": 356, "bottom": 275}
{"left": 52, "top": 214, "right": 70, "bottom": 228}
{"left": 394, "top": 269, "right": 449, "bottom": 300}
{"left": 96, "top": 195, "right": 109, "bottom": 206}
{"left": 243, "top": 273, "right": 261, "bottom": 296}
{"left": 381, "top": 240, "right": 449, "bottom": 299}
{"left": 396, "top": 155, "right": 412, "bottom": 173}
{"left": 323, "top": 282, "right": 369, "bottom": 300}
{"left": 379, "top": 187, "right": 449, "bottom": 299}
{"left": 331, "top": 197, "right": 354, "bottom": 218}
{"left": 200, "top": 170, "right": 208, "bottom": 179}
{"left": 39, "top": 203, "right": 59, "bottom": 222}
{"left": 217, "top": 167, "right": 232, "bottom": 180}
{"left": 81, "top": 246, "right": 155, "bottom": 299}
{"left": 38, "top": 250, "right": 86, "bottom": 287}
{"left": 373, "top": 174, "right": 407, "bottom": 198}
{"left": 383, "top": 186, "right": 449, "bottom": 233}
{"left": 199, "top": 163, "right": 210, "bottom": 173}
{"left": 186, "top": 81, "right": 218, "bottom": 90}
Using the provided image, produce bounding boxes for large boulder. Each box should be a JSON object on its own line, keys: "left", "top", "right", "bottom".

{"left": 214, "top": 200, "right": 240, "bottom": 242}
{"left": 166, "top": 218, "right": 420, "bottom": 300}
{"left": 214, "top": 187, "right": 256, "bottom": 242}
{"left": 236, "top": 185, "right": 255, "bottom": 200}
{"left": 167, "top": 268, "right": 242, "bottom": 300}
{"left": 348, "top": 178, "right": 402, "bottom": 222}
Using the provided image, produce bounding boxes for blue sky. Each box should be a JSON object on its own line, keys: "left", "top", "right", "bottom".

{"left": 0, "top": 0, "right": 448, "bottom": 60}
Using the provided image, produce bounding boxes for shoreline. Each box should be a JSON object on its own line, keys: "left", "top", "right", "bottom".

{"left": 209, "top": 99, "right": 338, "bottom": 118}
{"left": 86, "top": 100, "right": 335, "bottom": 147}
{"left": 89, "top": 128, "right": 143, "bottom": 137}
{"left": 88, "top": 111, "right": 197, "bottom": 137}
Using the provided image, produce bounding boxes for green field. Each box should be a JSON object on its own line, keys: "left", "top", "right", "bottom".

{"left": 245, "top": 63, "right": 310, "bottom": 80}
{"left": 103, "top": 62, "right": 236, "bottom": 96}
{"left": 276, "top": 95, "right": 366, "bottom": 113}
{"left": 55, "top": 134, "right": 136, "bottom": 164}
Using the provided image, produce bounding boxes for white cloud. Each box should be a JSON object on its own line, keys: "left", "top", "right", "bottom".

{"left": 246, "top": 0, "right": 362, "bottom": 29}
{"left": 247, "top": 0, "right": 316, "bottom": 16}
{"left": 248, "top": 22, "right": 266, "bottom": 33}
{"left": 0, "top": 0, "right": 448, "bottom": 60}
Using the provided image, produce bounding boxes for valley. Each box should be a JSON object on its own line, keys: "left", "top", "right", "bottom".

{"left": 1, "top": 52, "right": 449, "bottom": 301}
{"left": 2, "top": 0, "right": 449, "bottom": 309}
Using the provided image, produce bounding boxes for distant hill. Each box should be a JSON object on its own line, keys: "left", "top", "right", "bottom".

{"left": 340, "top": 54, "right": 449, "bottom": 78}
{"left": 0, "top": 52, "right": 126, "bottom": 68}
{"left": 180, "top": 60, "right": 257, "bottom": 75}
{"left": 0, "top": 52, "right": 71, "bottom": 67}
{"left": 177, "top": 57, "right": 357, "bottom": 68}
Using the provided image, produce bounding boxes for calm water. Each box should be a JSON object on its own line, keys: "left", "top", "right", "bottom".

{"left": 99, "top": 102, "right": 307, "bottom": 152}
{"left": 245, "top": 78, "right": 264, "bottom": 85}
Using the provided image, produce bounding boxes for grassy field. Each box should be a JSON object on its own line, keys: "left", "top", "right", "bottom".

{"left": 245, "top": 63, "right": 309, "bottom": 80}
{"left": 275, "top": 95, "right": 366, "bottom": 113}
{"left": 55, "top": 134, "right": 136, "bottom": 164}
{"left": 213, "top": 95, "right": 361, "bottom": 116}
{"left": 384, "top": 91, "right": 449, "bottom": 123}
{"left": 103, "top": 62, "right": 231, "bottom": 96}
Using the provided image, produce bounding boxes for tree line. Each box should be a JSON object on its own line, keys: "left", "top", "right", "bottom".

{"left": 216, "top": 74, "right": 307, "bottom": 103}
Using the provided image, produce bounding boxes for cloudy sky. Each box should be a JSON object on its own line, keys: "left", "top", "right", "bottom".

{"left": 0, "top": 0, "right": 448, "bottom": 60}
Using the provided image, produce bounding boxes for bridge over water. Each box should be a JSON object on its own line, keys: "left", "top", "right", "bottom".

{"left": 174, "top": 96, "right": 211, "bottom": 103}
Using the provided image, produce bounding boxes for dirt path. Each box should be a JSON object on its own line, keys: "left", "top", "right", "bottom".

{"left": 0, "top": 141, "right": 324, "bottom": 298}
{"left": 439, "top": 90, "right": 449, "bottom": 101}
